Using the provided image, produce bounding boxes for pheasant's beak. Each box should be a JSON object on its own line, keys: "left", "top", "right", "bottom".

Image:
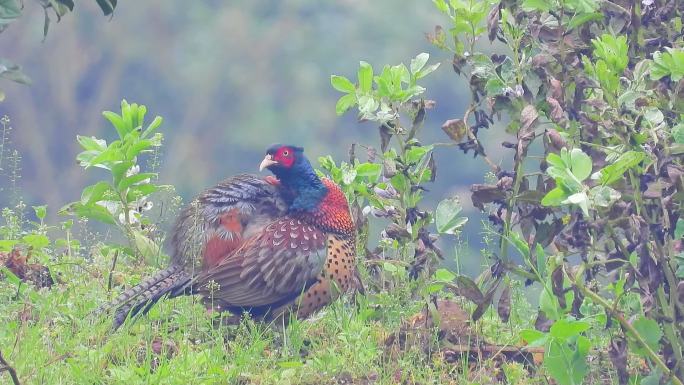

{"left": 259, "top": 154, "right": 278, "bottom": 171}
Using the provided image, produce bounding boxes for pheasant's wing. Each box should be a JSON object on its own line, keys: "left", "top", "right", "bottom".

{"left": 171, "top": 174, "right": 287, "bottom": 269}
{"left": 196, "top": 217, "right": 328, "bottom": 308}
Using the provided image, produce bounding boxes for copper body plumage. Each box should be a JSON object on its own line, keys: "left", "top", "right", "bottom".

{"left": 104, "top": 145, "right": 358, "bottom": 329}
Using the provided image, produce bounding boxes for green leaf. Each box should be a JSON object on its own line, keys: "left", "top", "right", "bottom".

{"left": 60, "top": 202, "right": 117, "bottom": 225}
{"left": 0, "top": 0, "right": 21, "bottom": 26}
{"left": 542, "top": 186, "right": 570, "bottom": 206}
{"left": 549, "top": 319, "right": 590, "bottom": 339}
{"left": 335, "top": 93, "right": 356, "bottom": 116}
{"left": 415, "top": 63, "right": 440, "bottom": 80}
{"left": 118, "top": 172, "right": 156, "bottom": 191}
{"left": 103, "top": 111, "right": 128, "bottom": 140}
{"left": 651, "top": 48, "right": 684, "bottom": 81}
{"left": 405, "top": 145, "right": 430, "bottom": 164}
{"left": 484, "top": 78, "right": 506, "bottom": 96}
{"left": 390, "top": 174, "right": 409, "bottom": 193}
{"left": 675, "top": 218, "right": 684, "bottom": 239}
{"left": 563, "top": 192, "right": 589, "bottom": 216}
{"left": 630, "top": 316, "right": 662, "bottom": 356}
{"left": 521, "top": 0, "right": 552, "bottom": 12}
{"left": 0, "top": 239, "right": 18, "bottom": 252}
{"left": 341, "top": 167, "right": 357, "bottom": 185}
{"left": 432, "top": 0, "right": 449, "bottom": 14}
{"left": 435, "top": 196, "right": 468, "bottom": 235}
{"left": 132, "top": 230, "right": 161, "bottom": 264}
{"left": 32, "top": 205, "right": 47, "bottom": 220}
{"left": 565, "top": 0, "right": 598, "bottom": 12}
{"left": 125, "top": 139, "right": 153, "bottom": 160}
{"left": 358, "top": 61, "right": 373, "bottom": 93}
{"left": 76, "top": 135, "right": 107, "bottom": 152}
{"left": 426, "top": 282, "right": 446, "bottom": 294}
{"left": 357, "top": 95, "right": 379, "bottom": 116}
{"left": 520, "top": 329, "right": 547, "bottom": 346}
{"left": 355, "top": 162, "right": 382, "bottom": 182}
{"left": 672, "top": 123, "right": 684, "bottom": 144}
{"left": 567, "top": 12, "right": 603, "bottom": 29}
{"left": 410, "top": 53, "right": 429, "bottom": 75}
{"left": 126, "top": 184, "right": 158, "bottom": 200}
{"left": 434, "top": 268, "right": 456, "bottom": 282}
{"left": 545, "top": 337, "right": 589, "bottom": 385}
{"left": 597, "top": 151, "right": 645, "bottom": 185}
{"left": 591, "top": 34, "right": 628, "bottom": 74}
{"left": 506, "top": 232, "right": 529, "bottom": 260}
{"left": 21, "top": 234, "right": 50, "bottom": 249}
{"left": 330, "top": 75, "right": 355, "bottom": 93}
{"left": 539, "top": 287, "right": 560, "bottom": 320}
{"left": 111, "top": 161, "right": 134, "bottom": 187}
{"left": 641, "top": 369, "right": 665, "bottom": 385}
{"left": 382, "top": 261, "right": 398, "bottom": 273}
{"left": 569, "top": 148, "right": 592, "bottom": 181}
{"left": 546, "top": 152, "right": 567, "bottom": 170}
{"left": 142, "top": 116, "right": 163, "bottom": 138}
{"left": 81, "top": 181, "right": 113, "bottom": 205}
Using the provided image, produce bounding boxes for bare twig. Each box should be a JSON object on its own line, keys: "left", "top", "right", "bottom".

{"left": 107, "top": 250, "right": 119, "bottom": 292}
{"left": 462, "top": 104, "right": 500, "bottom": 173}
{"left": 0, "top": 350, "right": 21, "bottom": 385}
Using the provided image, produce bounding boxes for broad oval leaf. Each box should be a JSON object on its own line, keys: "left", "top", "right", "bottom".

{"left": 435, "top": 196, "right": 468, "bottom": 235}
{"left": 434, "top": 268, "right": 456, "bottom": 282}
{"left": 81, "top": 181, "right": 113, "bottom": 205}
{"left": 330, "top": 75, "right": 355, "bottom": 93}
{"left": 569, "top": 148, "right": 592, "bottom": 181}
{"left": 358, "top": 61, "right": 373, "bottom": 93}
{"left": 410, "top": 52, "right": 429, "bottom": 75}
{"left": 335, "top": 93, "right": 356, "bottom": 116}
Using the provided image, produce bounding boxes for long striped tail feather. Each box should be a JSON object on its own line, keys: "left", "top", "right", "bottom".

{"left": 92, "top": 265, "right": 193, "bottom": 330}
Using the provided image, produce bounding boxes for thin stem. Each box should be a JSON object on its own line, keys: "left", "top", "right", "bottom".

{"left": 499, "top": 138, "right": 526, "bottom": 262}
{"left": 107, "top": 250, "right": 119, "bottom": 292}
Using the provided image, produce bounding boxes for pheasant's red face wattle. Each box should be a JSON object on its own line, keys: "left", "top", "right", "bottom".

{"left": 272, "top": 146, "right": 296, "bottom": 168}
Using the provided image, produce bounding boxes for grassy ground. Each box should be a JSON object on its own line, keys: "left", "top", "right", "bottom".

{"left": 0, "top": 248, "right": 552, "bottom": 385}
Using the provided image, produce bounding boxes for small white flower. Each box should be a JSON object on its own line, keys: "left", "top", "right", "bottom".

{"left": 118, "top": 209, "right": 140, "bottom": 225}
{"left": 125, "top": 164, "right": 140, "bottom": 177}
{"left": 97, "top": 200, "right": 121, "bottom": 214}
{"left": 362, "top": 206, "right": 372, "bottom": 217}
{"left": 139, "top": 200, "right": 153, "bottom": 212}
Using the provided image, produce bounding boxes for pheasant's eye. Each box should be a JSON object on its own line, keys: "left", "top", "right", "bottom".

{"left": 282, "top": 150, "right": 289, "bottom": 157}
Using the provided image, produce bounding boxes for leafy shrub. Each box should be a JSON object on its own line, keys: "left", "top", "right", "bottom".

{"left": 413, "top": 0, "right": 684, "bottom": 384}
{"left": 60, "top": 100, "right": 167, "bottom": 263}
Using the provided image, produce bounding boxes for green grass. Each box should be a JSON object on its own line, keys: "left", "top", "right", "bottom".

{"left": 0, "top": 250, "right": 528, "bottom": 384}
{"left": 0, "top": 251, "right": 613, "bottom": 385}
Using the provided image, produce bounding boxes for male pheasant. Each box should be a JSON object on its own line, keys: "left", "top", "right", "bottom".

{"left": 105, "top": 144, "right": 357, "bottom": 329}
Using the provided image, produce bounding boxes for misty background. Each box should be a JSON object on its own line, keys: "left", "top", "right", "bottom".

{"left": 0, "top": 1, "right": 513, "bottom": 273}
